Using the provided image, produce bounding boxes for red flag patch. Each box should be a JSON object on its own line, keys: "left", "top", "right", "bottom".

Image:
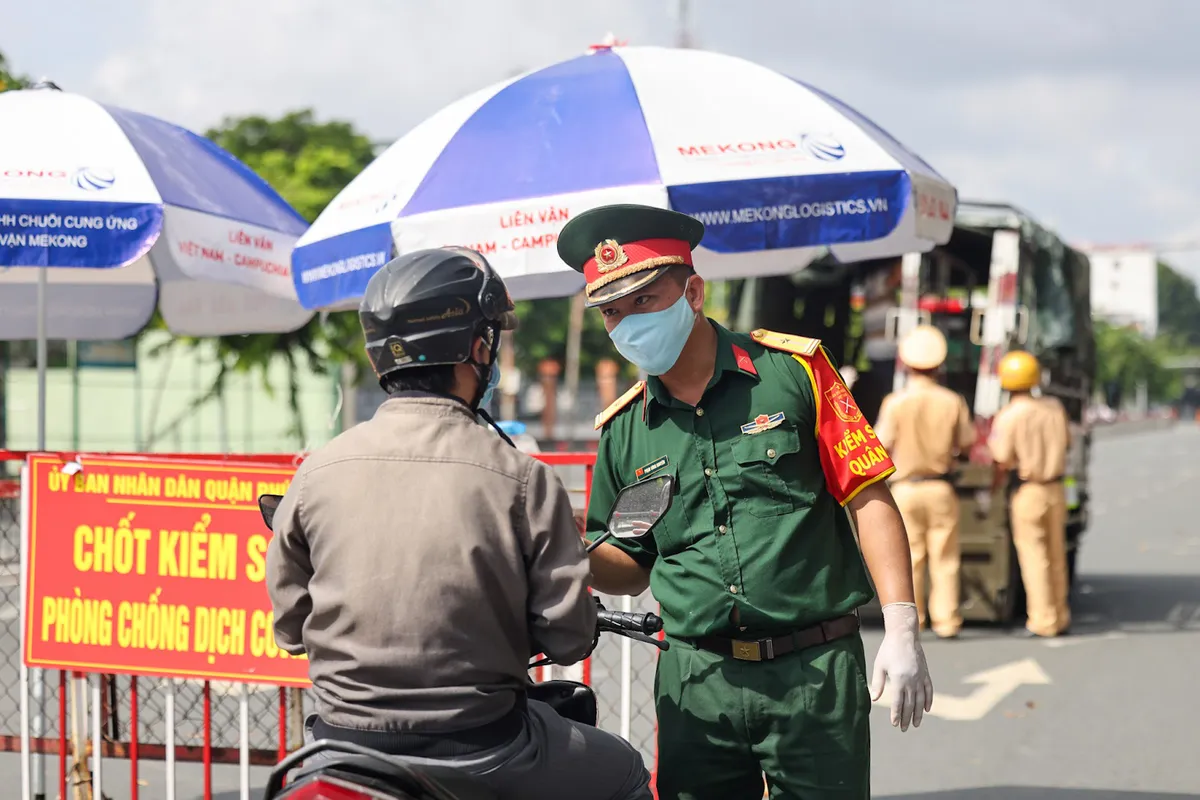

{"left": 732, "top": 345, "right": 757, "bottom": 376}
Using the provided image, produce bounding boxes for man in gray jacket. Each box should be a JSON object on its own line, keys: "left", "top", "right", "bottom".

{"left": 266, "top": 247, "right": 652, "bottom": 799}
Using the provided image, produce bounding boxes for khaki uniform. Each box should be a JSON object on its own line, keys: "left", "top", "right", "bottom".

{"left": 876, "top": 375, "right": 975, "bottom": 637}
{"left": 988, "top": 395, "right": 1072, "bottom": 636}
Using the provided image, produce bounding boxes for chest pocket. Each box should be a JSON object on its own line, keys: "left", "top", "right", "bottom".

{"left": 729, "top": 425, "right": 806, "bottom": 517}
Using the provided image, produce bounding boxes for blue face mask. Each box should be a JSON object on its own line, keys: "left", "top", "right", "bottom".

{"left": 479, "top": 360, "right": 501, "bottom": 408}
{"left": 609, "top": 292, "right": 698, "bottom": 376}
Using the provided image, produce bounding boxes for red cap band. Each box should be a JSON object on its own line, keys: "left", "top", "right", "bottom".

{"left": 583, "top": 237, "right": 694, "bottom": 287}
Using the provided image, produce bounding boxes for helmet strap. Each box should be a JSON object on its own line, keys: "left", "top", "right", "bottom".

{"left": 476, "top": 406, "right": 516, "bottom": 448}
{"left": 467, "top": 324, "right": 502, "bottom": 410}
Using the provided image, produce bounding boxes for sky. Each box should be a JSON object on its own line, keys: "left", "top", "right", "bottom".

{"left": 4, "top": 0, "right": 1199, "bottom": 282}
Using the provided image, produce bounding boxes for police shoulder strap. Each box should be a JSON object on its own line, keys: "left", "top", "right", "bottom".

{"left": 749, "top": 329, "right": 822, "bottom": 358}
{"left": 595, "top": 381, "right": 646, "bottom": 430}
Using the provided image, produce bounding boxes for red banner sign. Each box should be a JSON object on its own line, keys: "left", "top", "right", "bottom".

{"left": 23, "top": 454, "right": 311, "bottom": 687}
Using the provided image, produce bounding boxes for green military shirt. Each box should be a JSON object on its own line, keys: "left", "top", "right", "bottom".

{"left": 585, "top": 321, "right": 896, "bottom": 639}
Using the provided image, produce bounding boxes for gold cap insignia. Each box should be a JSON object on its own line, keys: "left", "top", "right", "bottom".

{"left": 594, "top": 239, "right": 628, "bottom": 274}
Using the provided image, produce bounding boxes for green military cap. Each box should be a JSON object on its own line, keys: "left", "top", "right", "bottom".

{"left": 557, "top": 203, "right": 705, "bottom": 308}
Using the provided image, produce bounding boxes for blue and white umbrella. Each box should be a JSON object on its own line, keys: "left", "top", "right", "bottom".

{"left": 0, "top": 86, "right": 313, "bottom": 340}
{"left": 292, "top": 44, "right": 956, "bottom": 310}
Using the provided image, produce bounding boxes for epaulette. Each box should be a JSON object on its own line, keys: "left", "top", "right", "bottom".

{"left": 749, "top": 329, "right": 821, "bottom": 357}
{"left": 595, "top": 381, "right": 645, "bottom": 430}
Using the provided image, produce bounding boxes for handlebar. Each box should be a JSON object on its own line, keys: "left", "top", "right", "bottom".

{"left": 529, "top": 608, "right": 668, "bottom": 670}
{"left": 597, "top": 609, "right": 663, "bottom": 636}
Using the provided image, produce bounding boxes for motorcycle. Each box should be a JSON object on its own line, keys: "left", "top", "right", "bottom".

{"left": 255, "top": 472, "right": 676, "bottom": 800}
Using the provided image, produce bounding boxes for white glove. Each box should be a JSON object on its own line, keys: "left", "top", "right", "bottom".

{"left": 869, "top": 602, "right": 933, "bottom": 731}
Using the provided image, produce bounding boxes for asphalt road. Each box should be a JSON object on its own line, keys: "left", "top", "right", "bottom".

{"left": 3, "top": 424, "right": 1198, "bottom": 799}
{"left": 866, "top": 423, "right": 1200, "bottom": 799}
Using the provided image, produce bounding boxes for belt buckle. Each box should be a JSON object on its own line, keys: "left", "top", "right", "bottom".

{"left": 732, "top": 638, "right": 771, "bottom": 661}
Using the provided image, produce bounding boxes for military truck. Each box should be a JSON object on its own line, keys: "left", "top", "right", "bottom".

{"left": 726, "top": 200, "right": 1095, "bottom": 624}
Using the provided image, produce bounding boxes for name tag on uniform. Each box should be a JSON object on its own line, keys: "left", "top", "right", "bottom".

{"left": 635, "top": 456, "right": 669, "bottom": 480}
{"left": 740, "top": 412, "right": 785, "bottom": 435}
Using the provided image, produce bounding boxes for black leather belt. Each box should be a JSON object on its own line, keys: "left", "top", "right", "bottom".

{"left": 1013, "top": 474, "right": 1064, "bottom": 486}
{"left": 682, "top": 613, "right": 860, "bottom": 662}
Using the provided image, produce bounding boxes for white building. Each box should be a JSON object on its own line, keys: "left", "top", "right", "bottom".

{"left": 1082, "top": 246, "right": 1158, "bottom": 338}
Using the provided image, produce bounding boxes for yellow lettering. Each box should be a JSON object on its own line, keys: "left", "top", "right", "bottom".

{"left": 245, "top": 535, "right": 268, "bottom": 583}
{"left": 158, "top": 530, "right": 181, "bottom": 577}
{"left": 41, "top": 597, "right": 55, "bottom": 642}
{"left": 209, "top": 534, "right": 237, "bottom": 580}
{"left": 255, "top": 480, "right": 291, "bottom": 497}
{"left": 156, "top": 526, "right": 237, "bottom": 580}
{"left": 113, "top": 472, "right": 162, "bottom": 497}
{"left": 73, "top": 526, "right": 94, "bottom": 571}
{"left": 133, "top": 528, "right": 151, "bottom": 574}
{"left": 193, "top": 607, "right": 247, "bottom": 656}
{"left": 77, "top": 472, "right": 110, "bottom": 494}
{"left": 39, "top": 595, "right": 112, "bottom": 645}
{"left": 203, "top": 476, "right": 255, "bottom": 505}
{"left": 188, "top": 531, "right": 207, "bottom": 577}
{"left": 165, "top": 475, "right": 201, "bottom": 499}
{"left": 117, "top": 599, "right": 190, "bottom": 651}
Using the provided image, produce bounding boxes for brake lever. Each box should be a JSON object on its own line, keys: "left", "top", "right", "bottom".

{"left": 622, "top": 630, "right": 670, "bottom": 651}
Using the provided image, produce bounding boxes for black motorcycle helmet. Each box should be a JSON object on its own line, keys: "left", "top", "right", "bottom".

{"left": 359, "top": 247, "right": 518, "bottom": 404}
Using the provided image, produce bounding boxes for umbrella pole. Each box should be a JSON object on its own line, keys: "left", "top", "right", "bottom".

{"left": 32, "top": 266, "right": 47, "bottom": 798}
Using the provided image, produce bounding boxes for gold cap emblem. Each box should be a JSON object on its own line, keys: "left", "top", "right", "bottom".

{"left": 594, "top": 239, "right": 628, "bottom": 273}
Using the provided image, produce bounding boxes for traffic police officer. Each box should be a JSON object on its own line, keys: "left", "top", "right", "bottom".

{"left": 875, "top": 325, "right": 976, "bottom": 639}
{"left": 558, "top": 204, "right": 934, "bottom": 800}
{"left": 988, "top": 350, "right": 1072, "bottom": 638}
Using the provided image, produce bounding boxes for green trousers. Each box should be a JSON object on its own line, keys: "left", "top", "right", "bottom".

{"left": 654, "top": 633, "right": 871, "bottom": 800}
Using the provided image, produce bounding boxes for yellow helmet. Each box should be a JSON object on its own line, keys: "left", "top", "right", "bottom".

{"left": 898, "top": 324, "right": 947, "bottom": 370}
{"left": 998, "top": 350, "right": 1041, "bottom": 391}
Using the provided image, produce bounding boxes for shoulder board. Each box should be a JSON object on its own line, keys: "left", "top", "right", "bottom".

{"left": 749, "top": 329, "right": 821, "bottom": 358}
{"left": 595, "top": 381, "right": 645, "bottom": 430}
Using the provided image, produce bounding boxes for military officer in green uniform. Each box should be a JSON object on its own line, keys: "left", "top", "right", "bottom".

{"left": 558, "top": 205, "right": 934, "bottom": 800}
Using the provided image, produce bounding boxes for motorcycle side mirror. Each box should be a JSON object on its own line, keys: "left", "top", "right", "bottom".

{"left": 258, "top": 494, "right": 283, "bottom": 532}
{"left": 586, "top": 474, "right": 675, "bottom": 553}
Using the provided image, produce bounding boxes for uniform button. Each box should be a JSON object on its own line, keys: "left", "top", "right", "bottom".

{"left": 766, "top": 448, "right": 777, "bottom": 458}
{"left": 718, "top": 524, "right": 727, "bottom": 534}
{"left": 729, "top": 585, "right": 738, "bottom": 594}
{"left": 695, "top": 408, "right": 705, "bottom": 417}
{"left": 704, "top": 468, "right": 713, "bottom": 477}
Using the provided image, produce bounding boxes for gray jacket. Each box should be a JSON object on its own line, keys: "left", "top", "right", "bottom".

{"left": 265, "top": 395, "right": 596, "bottom": 732}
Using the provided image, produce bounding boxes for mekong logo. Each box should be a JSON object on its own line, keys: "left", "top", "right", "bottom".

{"left": 676, "top": 133, "right": 846, "bottom": 161}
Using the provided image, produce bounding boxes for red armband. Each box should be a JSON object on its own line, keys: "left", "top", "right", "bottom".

{"left": 803, "top": 349, "right": 896, "bottom": 505}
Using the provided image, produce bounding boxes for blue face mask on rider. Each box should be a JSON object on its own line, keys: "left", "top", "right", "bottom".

{"left": 479, "top": 359, "right": 501, "bottom": 408}
{"left": 608, "top": 281, "right": 698, "bottom": 376}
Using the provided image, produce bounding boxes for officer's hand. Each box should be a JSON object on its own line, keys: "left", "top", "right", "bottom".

{"left": 869, "top": 602, "right": 934, "bottom": 732}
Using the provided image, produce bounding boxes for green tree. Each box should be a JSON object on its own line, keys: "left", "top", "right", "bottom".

{"left": 1157, "top": 260, "right": 1200, "bottom": 348}
{"left": 1094, "top": 319, "right": 1179, "bottom": 406}
{"left": 148, "top": 111, "right": 377, "bottom": 448}
{"left": 511, "top": 298, "right": 627, "bottom": 380}
{"left": 0, "top": 50, "right": 29, "bottom": 92}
